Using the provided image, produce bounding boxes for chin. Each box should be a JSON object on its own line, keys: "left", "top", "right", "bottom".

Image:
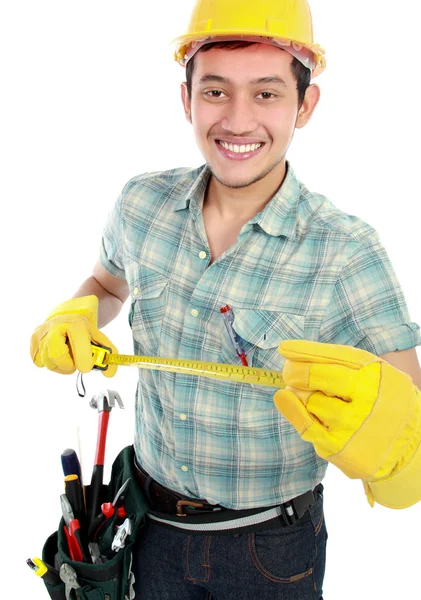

{"left": 209, "top": 164, "right": 274, "bottom": 189}
{"left": 213, "top": 175, "right": 262, "bottom": 189}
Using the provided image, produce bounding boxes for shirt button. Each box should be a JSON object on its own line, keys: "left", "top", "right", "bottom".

{"left": 199, "top": 251, "right": 207, "bottom": 260}
{"left": 181, "top": 465, "right": 189, "bottom": 472}
{"left": 133, "top": 287, "right": 139, "bottom": 296}
{"left": 179, "top": 413, "right": 187, "bottom": 421}
{"left": 191, "top": 309, "right": 199, "bottom": 317}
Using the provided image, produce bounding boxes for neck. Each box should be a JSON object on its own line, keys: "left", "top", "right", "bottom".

{"left": 205, "top": 160, "right": 287, "bottom": 221}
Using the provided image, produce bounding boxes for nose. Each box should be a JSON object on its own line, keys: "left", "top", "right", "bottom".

{"left": 220, "top": 93, "right": 259, "bottom": 135}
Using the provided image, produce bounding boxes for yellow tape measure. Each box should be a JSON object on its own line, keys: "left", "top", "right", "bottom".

{"left": 91, "top": 344, "right": 285, "bottom": 389}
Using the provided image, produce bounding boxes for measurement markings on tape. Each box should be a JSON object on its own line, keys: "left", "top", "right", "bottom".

{"left": 92, "top": 345, "right": 284, "bottom": 388}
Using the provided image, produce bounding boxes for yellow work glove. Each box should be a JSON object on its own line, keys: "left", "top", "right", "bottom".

{"left": 30, "top": 295, "right": 118, "bottom": 377}
{"left": 274, "top": 340, "right": 421, "bottom": 509}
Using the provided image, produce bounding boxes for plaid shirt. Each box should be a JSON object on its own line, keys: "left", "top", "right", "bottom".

{"left": 100, "top": 163, "right": 420, "bottom": 508}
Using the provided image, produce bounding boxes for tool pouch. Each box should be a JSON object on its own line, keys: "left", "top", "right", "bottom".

{"left": 41, "top": 445, "right": 149, "bottom": 600}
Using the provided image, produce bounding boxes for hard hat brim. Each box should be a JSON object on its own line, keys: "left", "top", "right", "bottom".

{"left": 171, "top": 32, "right": 326, "bottom": 77}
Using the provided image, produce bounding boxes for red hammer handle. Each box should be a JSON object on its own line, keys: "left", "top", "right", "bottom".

{"left": 94, "top": 410, "right": 110, "bottom": 466}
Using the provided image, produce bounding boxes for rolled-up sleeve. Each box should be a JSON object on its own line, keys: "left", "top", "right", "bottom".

{"left": 99, "top": 194, "right": 126, "bottom": 280}
{"left": 320, "top": 235, "right": 421, "bottom": 355}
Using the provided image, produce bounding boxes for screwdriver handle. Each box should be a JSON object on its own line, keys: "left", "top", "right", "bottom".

{"left": 61, "top": 449, "right": 83, "bottom": 485}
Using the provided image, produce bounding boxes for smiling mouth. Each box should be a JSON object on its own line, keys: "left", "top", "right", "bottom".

{"left": 217, "top": 140, "right": 264, "bottom": 154}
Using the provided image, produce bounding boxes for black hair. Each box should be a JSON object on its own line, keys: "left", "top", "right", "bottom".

{"left": 185, "top": 40, "right": 311, "bottom": 108}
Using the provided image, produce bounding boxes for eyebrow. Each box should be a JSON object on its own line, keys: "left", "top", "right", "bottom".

{"left": 197, "top": 75, "right": 288, "bottom": 87}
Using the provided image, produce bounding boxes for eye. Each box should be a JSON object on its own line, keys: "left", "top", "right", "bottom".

{"left": 204, "top": 90, "right": 227, "bottom": 99}
{"left": 256, "top": 92, "right": 277, "bottom": 100}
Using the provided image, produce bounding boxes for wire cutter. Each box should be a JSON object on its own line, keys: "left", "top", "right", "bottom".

{"left": 88, "top": 478, "right": 131, "bottom": 540}
{"left": 60, "top": 494, "right": 90, "bottom": 562}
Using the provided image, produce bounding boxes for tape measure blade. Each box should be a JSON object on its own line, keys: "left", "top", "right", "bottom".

{"left": 107, "top": 353, "right": 284, "bottom": 388}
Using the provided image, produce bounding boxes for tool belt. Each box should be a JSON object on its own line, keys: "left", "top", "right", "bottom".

{"left": 42, "top": 446, "right": 149, "bottom": 600}
{"left": 134, "top": 459, "right": 224, "bottom": 515}
{"left": 134, "top": 459, "right": 323, "bottom": 535}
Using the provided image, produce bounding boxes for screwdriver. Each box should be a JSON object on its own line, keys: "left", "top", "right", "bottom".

{"left": 61, "top": 448, "right": 83, "bottom": 485}
{"left": 64, "top": 474, "right": 86, "bottom": 530}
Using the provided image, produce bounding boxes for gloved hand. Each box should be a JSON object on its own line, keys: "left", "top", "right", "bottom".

{"left": 30, "top": 295, "right": 118, "bottom": 377}
{"left": 274, "top": 340, "right": 421, "bottom": 509}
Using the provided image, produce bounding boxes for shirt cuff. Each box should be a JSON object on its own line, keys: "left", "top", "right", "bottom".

{"left": 357, "top": 322, "right": 421, "bottom": 356}
{"left": 99, "top": 241, "right": 126, "bottom": 280}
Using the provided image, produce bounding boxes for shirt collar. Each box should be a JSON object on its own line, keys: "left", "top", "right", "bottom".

{"left": 173, "top": 162, "right": 301, "bottom": 240}
{"left": 173, "top": 165, "right": 210, "bottom": 213}
{"left": 249, "top": 163, "right": 301, "bottom": 240}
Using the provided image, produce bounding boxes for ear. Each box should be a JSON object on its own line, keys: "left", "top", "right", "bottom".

{"left": 181, "top": 82, "right": 192, "bottom": 123}
{"left": 295, "top": 84, "right": 320, "bottom": 129}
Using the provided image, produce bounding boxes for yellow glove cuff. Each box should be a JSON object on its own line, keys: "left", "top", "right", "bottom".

{"left": 47, "top": 295, "right": 99, "bottom": 323}
{"left": 364, "top": 437, "right": 421, "bottom": 509}
{"left": 276, "top": 340, "right": 421, "bottom": 510}
{"left": 326, "top": 361, "right": 419, "bottom": 481}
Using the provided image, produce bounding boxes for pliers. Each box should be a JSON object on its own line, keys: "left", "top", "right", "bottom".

{"left": 60, "top": 495, "right": 90, "bottom": 562}
{"left": 60, "top": 563, "right": 81, "bottom": 600}
{"left": 88, "top": 478, "right": 130, "bottom": 540}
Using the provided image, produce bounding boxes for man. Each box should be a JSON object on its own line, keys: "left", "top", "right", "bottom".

{"left": 30, "top": 1, "right": 421, "bottom": 598}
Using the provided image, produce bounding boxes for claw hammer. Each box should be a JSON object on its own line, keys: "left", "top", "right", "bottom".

{"left": 87, "top": 390, "right": 124, "bottom": 528}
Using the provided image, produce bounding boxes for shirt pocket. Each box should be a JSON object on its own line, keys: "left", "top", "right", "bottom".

{"left": 219, "top": 308, "right": 305, "bottom": 389}
{"left": 127, "top": 263, "right": 169, "bottom": 356}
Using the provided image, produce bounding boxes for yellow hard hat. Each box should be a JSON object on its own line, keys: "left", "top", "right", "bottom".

{"left": 172, "top": 0, "right": 326, "bottom": 77}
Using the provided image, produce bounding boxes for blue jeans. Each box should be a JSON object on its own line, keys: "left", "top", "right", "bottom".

{"left": 132, "top": 488, "right": 327, "bottom": 599}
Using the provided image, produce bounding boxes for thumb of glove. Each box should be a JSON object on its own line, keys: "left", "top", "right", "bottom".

{"left": 274, "top": 388, "right": 315, "bottom": 437}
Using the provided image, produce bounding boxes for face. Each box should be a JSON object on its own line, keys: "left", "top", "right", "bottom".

{"left": 181, "top": 44, "right": 320, "bottom": 189}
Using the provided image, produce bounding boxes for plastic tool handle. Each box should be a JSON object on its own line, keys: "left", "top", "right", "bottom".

{"left": 64, "top": 475, "right": 86, "bottom": 530}
{"left": 63, "top": 523, "right": 83, "bottom": 562}
{"left": 61, "top": 448, "right": 83, "bottom": 485}
{"left": 69, "top": 521, "right": 90, "bottom": 563}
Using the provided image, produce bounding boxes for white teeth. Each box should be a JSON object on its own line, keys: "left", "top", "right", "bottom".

{"left": 219, "top": 141, "right": 263, "bottom": 153}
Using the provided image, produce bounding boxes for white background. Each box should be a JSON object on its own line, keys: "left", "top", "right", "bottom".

{"left": 2, "top": 1, "right": 420, "bottom": 598}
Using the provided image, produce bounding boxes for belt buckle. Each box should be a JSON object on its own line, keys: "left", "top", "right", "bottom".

{"left": 176, "top": 500, "right": 205, "bottom": 517}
